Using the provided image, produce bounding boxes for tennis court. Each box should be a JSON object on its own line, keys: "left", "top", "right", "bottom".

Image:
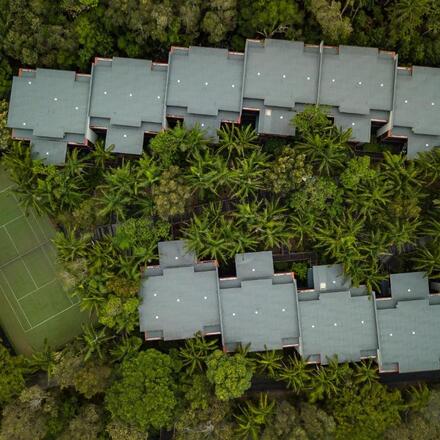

{"left": 0, "top": 168, "right": 89, "bottom": 355}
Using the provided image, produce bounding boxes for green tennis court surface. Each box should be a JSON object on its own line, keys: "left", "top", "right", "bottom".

{"left": 0, "top": 168, "right": 89, "bottom": 355}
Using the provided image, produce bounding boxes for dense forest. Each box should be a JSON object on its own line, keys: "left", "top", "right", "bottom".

{"left": 2, "top": 0, "right": 440, "bottom": 99}
{"left": 1, "top": 1, "right": 440, "bottom": 439}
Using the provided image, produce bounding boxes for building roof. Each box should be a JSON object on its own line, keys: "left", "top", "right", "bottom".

{"left": 8, "top": 38, "right": 440, "bottom": 161}
{"left": 310, "top": 264, "right": 351, "bottom": 292}
{"left": 90, "top": 57, "right": 166, "bottom": 127}
{"left": 243, "top": 39, "right": 319, "bottom": 109}
{"left": 89, "top": 57, "right": 167, "bottom": 153}
{"left": 319, "top": 45, "right": 395, "bottom": 114}
{"left": 139, "top": 241, "right": 220, "bottom": 340}
{"left": 105, "top": 125, "right": 145, "bottom": 155}
{"left": 166, "top": 46, "right": 243, "bottom": 134}
{"left": 8, "top": 68, "right": 89, "bottom": 140}
{"left": 219, "top": 251, "right": 299, "bottom": 352}
{"left": 375, "top": 272, "right": 440, "bottom": 373}
{"left": 300, "top": 265, "right": 377, "bottom": 363}
{"left": 136, "top": 241, "right": 440, "bottom": 375}
{"left": 394, "top": 67, "right": 440, "bottom": 136}
{"left": 31, "top": 139, "right": 68, "bottom": 165}
{"left": 387, "top": 126, "right": 440, "bottom": 158}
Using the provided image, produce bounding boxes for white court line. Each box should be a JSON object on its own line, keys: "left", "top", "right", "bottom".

{"left": 0, "top": 274, "right": 28, "bottom": 332}
{"left": 1, "top": 213, "right": 25, "bottom": 229}
{"left": 21, "top": 259, "right": 39, "bottom": 289}
{"left": 4, "top": 227, "right": 38, "bottom": 289}
{"left": 17, "top": 278, "right": 58, "bottom": 301}
{"left": 0, "top": 271, "right": 32, "bottom": 328}
{"left": 25, "top": 302, "right": 79, "bottom": 332}
{"left": 4, "top": 227, "right": 20, "bottom": 253}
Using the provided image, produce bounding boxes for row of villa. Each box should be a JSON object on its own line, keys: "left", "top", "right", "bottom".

{"left": 7, "top": 39, "right": 440, "bottom": 164}
{"left": 139, "top": 240, "right": 440, "bottom": 375}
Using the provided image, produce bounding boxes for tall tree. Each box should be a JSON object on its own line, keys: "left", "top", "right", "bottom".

{"left": 105, "top": 349, "right": 180, "bottom": 432}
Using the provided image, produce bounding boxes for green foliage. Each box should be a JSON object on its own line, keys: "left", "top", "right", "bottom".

{"left": 106, "top": 420, "right": 148, "bottom": 440}
{"left": 235, "top": 393, "right": 275, "bottom": 439}
{"left": 237, "top": 0, "right": 303, "bottom": 40}
{"left": 0, "top": 100, "right": 11, "bottom": 152}
{"left": 340, "top": 156, "right": 378, "bottom": 189}
{"left": 266, "top": 147, "right": 313, "bottom": 194}
{"left": 0, "top": 343, "right": 25, "bottom": 407}
{"left": 152, "top": 165, "right": 191, "bottom": 219}
{"left": 206, "top": 350, "right": 254, "bottom": 400}
{"left": 105, "top": 349, "right": 180, "bottom": 431}
{"left": 174, "top": 387, "right": 235, "bottom": 440}
{"left": 260, "top": 399, "right": 336, "bottom": 440}
{"left": 58, "top": 404, "right": 104, "bottom": 440}
{"left": 308, "top": 0, "right": 353, "bottom": 43}
{"left": 112, "top": 217, "right": 171, "bottom": 257}
{"left": 385, "top": 386, "right": 440, "bottom": 439}
{"left": 291, "top": 261, "right": 309, "bottom": 281}
{"left": 150, "top": 123, "right": 207, "bottom": 167}
{"left": 98, "top": 295, "right": 139, "bottom": 333}
{"left": 218, "top": 124, "right": 259, "bottom": 159}
{"left": 0, "top": 57, "right": 12, "bottom": 99}
{"left": 328, "top": 381, "right": 403, "bottom": 440}
{"left": 179, "top": 332, "right": 218, "bottom": 375}
{"left": 294, "top": 105, "right": 333, "bottom": 138}
{"left": 255, "top": 348, "right": 283, "bottom": 378}
{"left": 0, "top": 386, "right": 70, "bottom": 440}
{"left": 277, "top": 356, "right": 311, "bottom": 393}
{"left": 51, "top": 348, "right": 112, "bottom": 398}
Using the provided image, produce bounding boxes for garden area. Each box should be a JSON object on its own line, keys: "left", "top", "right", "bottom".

{"left": 0, "top": 102, "right": 439, "bottom": 438}
{"left": 1, "top": 0, "right": 440, "bottom": 438}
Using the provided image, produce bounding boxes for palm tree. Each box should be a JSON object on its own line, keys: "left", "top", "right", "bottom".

{"left": 314, "top": 211, "right": 364, "bottom": 262}
{"left": 308, "top": 364, "right": 339, "bottom": 403}
{"left": 406, "top": 383, "right": 430, "bottom": 412}
{"left": 288, "top": 212, "right": 314, "bottom": 250}
{"left": 235, "top": 393, "right": 275, "bottom": 440}
{"left": 230, "top": 150, "right": 269, "bottom": 200}
{"left": 179, "top": 332, "right": 218, "bottom": 374}
{"left": 136, "top": 153, "right": 161, "bottom": 186}
{"left": 217, "top": 216, "right": 258, "bottom": 256}
{"left": 80, "top": 325, "right": 114, "bottom": 361}
{"left": 256, "top": 347, "right": 283, "bottom": 377}
{"left": 415, "top": 146, "right": 440, "bottom": 185}
{"left": 386, "top": 218, "right": 421, "bottom": 253}
{"left": 185, "top": 149, "right": 231, "bottom": 197}
{"left": 218, "top": 124, "right": 259, "bottom": 159}
{"left": 53, "top": 229, "right": 92, "bottom": 263}
{"left": 116, "top": 254, "right": 143, "bottom": 281}
{"left": 96, "top": 189, "right": 131, "bottom": 221}
{"left": 64, "top": 147, "right": 88, "bottom": 179}
{"left": 277, "top": 356, "right": 311, "bottom": 393}
{"left": 91, "top": 140, "right": 114, "bottom": 170}
{"left": 421, "top": 218, "right": 440, "bottom": 245}
{"left": 354, "top": 359, "right": 379, "bottom": 388}
{"left": 296, "top": 126, "right": 351, "bottom": 176}
{"left": 110, "top": 335, "right": 142, "bottom": 363}
{"left": 235, "top": 200, "right": 291, "bottom": 250}
{"left": 382, "top": 152, "right": 421, "bottom": 194}
{"left": 347, "top": 178, "right": 393, "bottom": 222}
{"left": 412, "top": 245, "right": 440, "bottom": 278}
{"left": 27, "top": 339, "right": 57, "bottom": 383}
{"left": 325, "top": 355, "right": 351, "bottom": 387}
